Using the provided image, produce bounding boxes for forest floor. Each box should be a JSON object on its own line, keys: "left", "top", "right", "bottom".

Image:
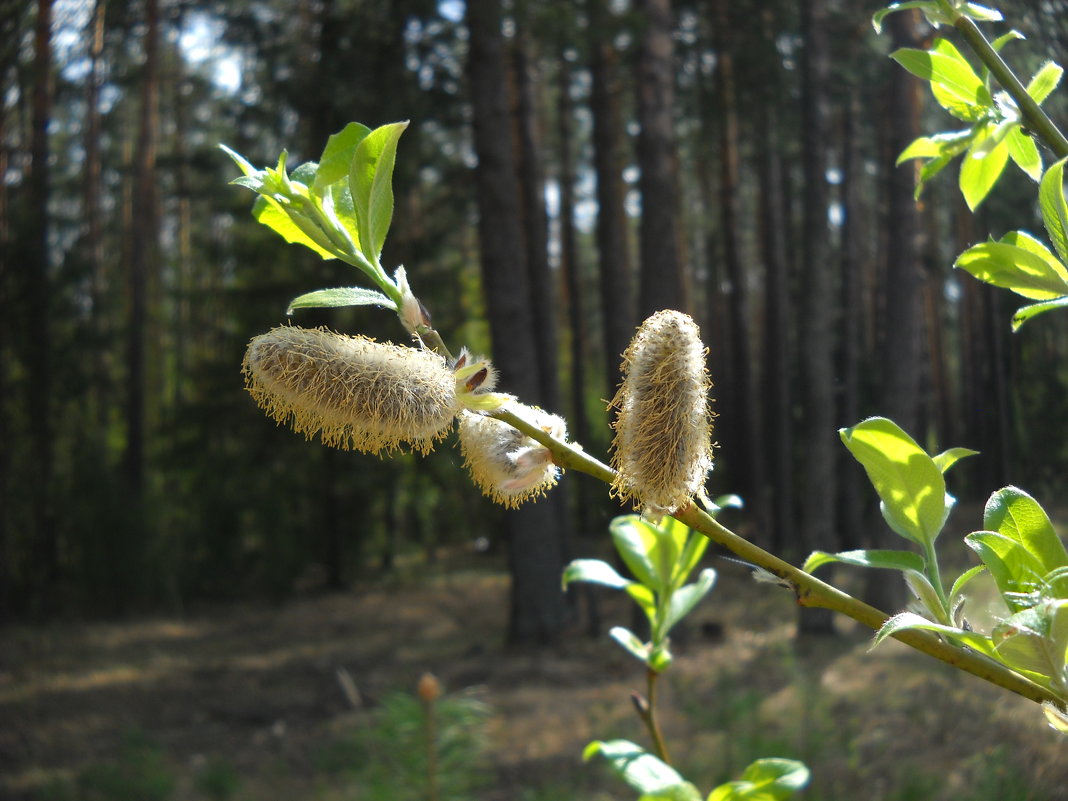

{"left": 3, "top": 550, "right": 1068, "bottom": 801}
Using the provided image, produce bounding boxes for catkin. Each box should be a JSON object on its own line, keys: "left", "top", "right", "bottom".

{"left": 458, "top": 404, "right": 566, "bottom": 508}
{"left": 243, "top": 325, "right": 457, "bottom": 455}
{"left": 609, "top": 309, "right": 715, "bottom": 515}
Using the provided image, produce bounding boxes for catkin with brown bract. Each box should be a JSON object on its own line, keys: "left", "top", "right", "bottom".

{"left": 609, "top": 309, "right": 715, "bottom": 515}
{"left": 242, "top": 325, "right": 457, "bottom": 455}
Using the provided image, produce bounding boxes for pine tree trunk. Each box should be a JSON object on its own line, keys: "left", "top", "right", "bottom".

{"left": 586, "top": 0, "right": 634, "bottom": 394}
{"left": 635, "top": 0, "right": 686, "bottom": 318}
{"left": 467, "top": 0, "right": 566, "bottom": 645}
{"left": 28, "top": 0, "right": 57, "bottom": 608}
{"left": 797, "top": 0, "right": 837, "bottom": 635}
{"left": 124, "top": 0, "right": 161, "bottom": 498}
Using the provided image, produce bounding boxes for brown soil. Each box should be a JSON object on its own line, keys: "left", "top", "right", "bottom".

{"left": 2, "top": 560, "right": 1066, "bottom": 801}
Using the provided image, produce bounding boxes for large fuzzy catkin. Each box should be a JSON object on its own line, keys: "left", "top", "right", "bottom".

{"left": 458, "top": 404, "right": 566, "bottom": 508}
{"left": 609, "top": 309, "right": 715, "bottom": 515}
{"left": 243, "top": 325, "right": 457, "bottom": 455}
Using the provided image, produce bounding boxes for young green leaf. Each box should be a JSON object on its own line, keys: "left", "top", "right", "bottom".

{"left": 992, "top": 601, "right": 1068, "bottom": 682}
{"left": 661, "top": 569, "right": 717, "bottom": 638}
{"left": 1039, "top": 158, "right": 1068, "bottom": 266}
{"left": 897, "top": 131, "right": 972, "bottom": 165}
{"left": 1006, "top": 128, "right": 1042, "bottom": 181}
{"left": 932, "top": 447, "right": 979, "bottom": 474}
{"left": 873, "top": 2, "right": 945, "bottom": 36}
{"left": 954, "top": 234, "right": 1068, "bottom": 300}
{"left": 608, "top": 627, "right": 651, "bottom": 664}
{"left": 958, "top": 2, "right": 1003, "bottom": 23}
{"left": 625, "top": 583, "right": 659, "bottom": 627}
{"left": 611, "top": 515, "right": 662, "bottom": 592}
{"left": 350, "top": 121, "right": 409, "bottom": 262}
{"left": 892, "top": 44, "right": 990, "bottom": 117}
{"left": 1012, "top": 297, "right": 1068, "bottom": 330}
{"left": 706, "top": 758, "right": 810, "bottom": 801}
{"left": 286, "top": 287, "right": 397, "bottom": 314}
{"left": 313, "top": 122, "right": 371, "bottom": 195}
{"left": 872, "top": 611, "right": 998, "bottom": 657}
{"left": 949, "top": 563, "right": 988, "bottom": 609}
{"left": 981, "top": 486, "right": 1068, "bottom": 578}
{"left": 252, "top": 196, "right": 336, "bottom": 259}
{"left": 583, "top": 740, "right": 702, "bottom": 801}
{"left": 960, "top": 132, "right": 1009, "bottom": 210}
{"left": 839, "top": 418, "right": 950, "bottom": 547}
{"left": 562, "top": 559, "right": 634, "bottom": 591}
{"left": 803, "top": 548, "right": 927, "bottom": 576}
{"left": 1027, "top": 61, "right": 1064, "bottom": 105}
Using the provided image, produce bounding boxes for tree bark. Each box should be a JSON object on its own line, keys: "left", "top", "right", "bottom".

{"left": 586, "top": 0, "right": 635, "bottom": 394}
{"left": 797, "top": 0, "right": 837, "bottom": 635}
{"left": 27, "top": 0, "right": 57, "bottom": 607}
{"left": 124, "top": 0, "right": 161, "bottom": 498}
{"left": 467, "top": 0, "right": 566, "bottom": 645}
{"left": 635, "top": 0, "right": 686, "bottom": 318}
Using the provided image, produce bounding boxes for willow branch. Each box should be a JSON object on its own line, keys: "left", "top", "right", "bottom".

{"left": 491, "top": 407, "right": 1062, "bottom": 708}
{"left": 954, "top": 15, "right": 1068, "bottom": 159}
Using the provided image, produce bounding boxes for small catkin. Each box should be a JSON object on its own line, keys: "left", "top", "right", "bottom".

{"left": 242, "top": 325, "right": 457, "bottom": 455}
{"left": 609, "top": 309, "right": 715, "bottom": 515}
{"left": 458, "top": 404, "right": 566, "bottom": 509}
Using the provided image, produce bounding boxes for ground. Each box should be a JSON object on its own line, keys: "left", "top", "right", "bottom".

{"left": 2, "top": 555, "right": 1067, "bottom": 801}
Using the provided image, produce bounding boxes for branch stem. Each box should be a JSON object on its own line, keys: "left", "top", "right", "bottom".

{"left": 953, "top": 15, "right": 1068, "bottom": 159}
{"left": 491, "top": 407, "right": 1062, "bottom": 707}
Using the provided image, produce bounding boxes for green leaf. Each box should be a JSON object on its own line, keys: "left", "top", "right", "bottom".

{"left": 661, "top": 569, "right": 717, "bottom": 638}
{"left": 1012, "top": 297, "right": 1068, "bottom": 331}
{"left": 251, "top": 196, "right": 336, "bottom": 259}
{"left": 932, "top": 447, "right": 979, "bottom": 473}
{"left": 1039, "top": 158, "right": 1068, "bottom": 266}
{"left": 949, "top": 564, "right": 988, "bottom": 608}
{"left": 959, "top": 2, "right": 1003, "bottom": 23}
{"left": 286, "top": 287, "right": 396, "bottom": 314}
{"left": 872, "top": 611, "right": 998, "bottom": 657}
{"left": 562, "top": 559, "right": 634, "bottom": 591}
{"left": 980, "top": 486, "right": 1068, "bottom": 580}
{"left": 897, "top": 131, "right": 972, "bottom": 164}
{"left": 992, "top": 601, "right": 1068, "bottom": 681}
{"left": 350, "top": 120, "right": 409, "bottom": 261}
{"left": 967, "top": 531, "right": 1048, "bottom": 612}
{"left": 706, "top": 758, "right": 810, "bottom": 801}
{"left": 626, "top": 583, "right": 659, "bottom": 626}
{"left": 219, "top": 143, "right": 259, "bottom": 177}
{"left": 960, "top": 133, "right": 1009, "bottom": 210}
{"left": 954, "top": 235, "right": 1068, "bottom": 300}
{"left": 1027, "top": 61, "right": 1064, "bottom": 105}
{"left": 611, "top": 515, "right": 661, "bottom": 592}
{"left": 1006, "top": 128, "right": 1042, "bottom": 181}
{"left": 584, "top": 741, "right": 702, "bottom": 801}
{"left": 929, "top": 38, "right": 993, "bottom": 121}
{"left": 839, "top": 418, "right": 950, "bottom": 547}
{"left": 873, "top": 2, "right": 944, "bottom": 35}
{"left": 673, "top": 528, "right": 711, "bottom": 590}
{"left": 313, "top": 122, "right": 371, "bottom": 195}
{"left": 803, "top": 548, "right": 927, "bottom": 575}
{"left": 609, "top": 626, "right": 651, "bottom": 664}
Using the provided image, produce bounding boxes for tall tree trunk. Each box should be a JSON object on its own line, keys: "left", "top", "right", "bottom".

{"left": 28, "top": 0, "right": 57, "bottom": 608}
{"left": 467, "top": 0, "right": 566, "bottom": 645}
{"left": 512, "top": 16, "right": 560, "bottom": 412}
{"left": 797, "top": 0, "right": 837, "bottom": 635}
{"left": 587, "top": 0, "right": 634, "bottom": 394}
{"left": 635, "top": 0, "right": 686, "bottom": 318}
{"left": 710, "top": 0, "right": 763, "bottom": 519}
{"left": 124, "top": 0, "right": 161, "bottom": 497}
{"left": 757, "top": 95, "right": 793, "bottom": 554}
{"left": 838, "top": 87, "right": 866, "bottom": 550}
{"left": 85, "top": 0, "right": 108, "bottom": 435}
